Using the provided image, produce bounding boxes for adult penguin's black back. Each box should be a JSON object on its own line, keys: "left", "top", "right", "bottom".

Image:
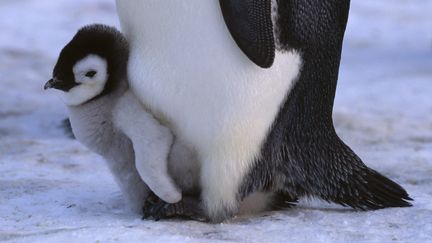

{"left": 221, "top": 0, "right": 413, "bottom": 209}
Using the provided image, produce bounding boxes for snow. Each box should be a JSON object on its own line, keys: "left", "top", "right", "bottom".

{"left": 0, "top": 0, "right": 431, "bottom": 242}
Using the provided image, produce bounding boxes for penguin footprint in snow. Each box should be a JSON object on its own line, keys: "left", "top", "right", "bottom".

{"left": 45, "top": 24, "right": 182, "bottom": 206}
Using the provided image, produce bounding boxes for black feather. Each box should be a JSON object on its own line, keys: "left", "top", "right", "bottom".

{"left": 60, "top": 118, "right": 75, "bottom": 139}
{"left": 240, "top": 0, "right": 412, "bottom": 211}
{"left": 219, "top": 0, "right": 275, "bottom": 68}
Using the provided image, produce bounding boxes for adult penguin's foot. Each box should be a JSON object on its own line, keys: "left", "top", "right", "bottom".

{"left": 142, "top": 192, "right": 206, "bottom": 222}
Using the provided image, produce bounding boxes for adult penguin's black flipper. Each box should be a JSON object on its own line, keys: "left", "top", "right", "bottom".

{"left": 219, "top": 0, "right": 275, "bottom": 68}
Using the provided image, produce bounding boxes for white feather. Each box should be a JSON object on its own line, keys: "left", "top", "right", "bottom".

{"left": 62, "top": 55, "right": 108, "bottom": 106}
{"left": 116, "top": 0, "right": 302, "bottom": 219}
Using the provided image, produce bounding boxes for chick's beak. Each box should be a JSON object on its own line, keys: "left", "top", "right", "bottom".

{"left": 44, "top": 78, "right": 62, "bottom": 90}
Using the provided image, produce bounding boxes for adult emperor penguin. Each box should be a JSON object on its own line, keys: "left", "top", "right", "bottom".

{"left": 116, "top": 0, "right": 412, "bottom": 222}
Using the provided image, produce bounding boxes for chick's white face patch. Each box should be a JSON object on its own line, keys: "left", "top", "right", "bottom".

{"left": 63, "top": 54, "right": 108, "bottom": 106}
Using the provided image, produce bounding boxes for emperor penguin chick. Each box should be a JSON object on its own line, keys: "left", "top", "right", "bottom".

{"left": 44, "top": 24, "right": 182, "bottom": 209}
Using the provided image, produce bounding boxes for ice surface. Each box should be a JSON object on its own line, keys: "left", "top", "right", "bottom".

{"left": 0, "top": 0, "right": 431, "bottom": 242}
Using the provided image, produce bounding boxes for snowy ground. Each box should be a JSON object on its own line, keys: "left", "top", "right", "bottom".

{"left": 0, "top": 0, "right": 431, "bottom": 242}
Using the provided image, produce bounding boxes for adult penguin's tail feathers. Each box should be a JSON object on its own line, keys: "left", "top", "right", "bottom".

{"left": 279, "top": 133, "right": 413, "bottom": 210}
{"left": 60, "top": 118, "right": 75, "bottom": 139}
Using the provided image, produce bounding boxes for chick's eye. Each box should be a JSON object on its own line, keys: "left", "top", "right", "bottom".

{"left": 85, "top": 70, "right": 97, "bottom": 78}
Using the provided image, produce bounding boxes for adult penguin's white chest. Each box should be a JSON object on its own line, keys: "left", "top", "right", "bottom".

{"left": 117, "top": 0, "right": 301, "bottom": 164}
